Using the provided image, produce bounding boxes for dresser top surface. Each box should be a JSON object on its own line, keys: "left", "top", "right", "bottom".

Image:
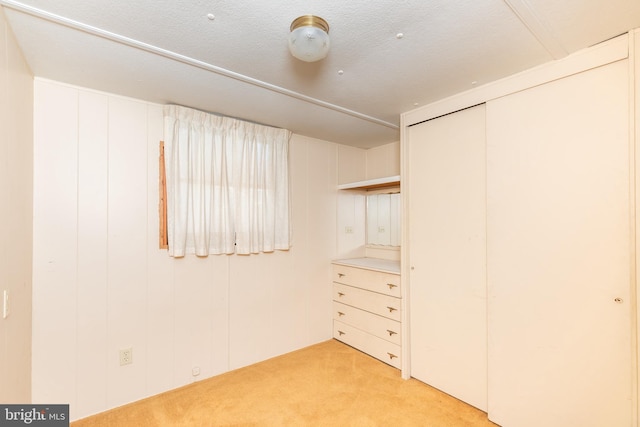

{"left": 332, "top": 257, "right": 400, "bottom": 274}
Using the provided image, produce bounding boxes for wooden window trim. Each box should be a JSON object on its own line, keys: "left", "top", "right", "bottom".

{"left": 159, "top": 141, "right": 168, "bottom": 249}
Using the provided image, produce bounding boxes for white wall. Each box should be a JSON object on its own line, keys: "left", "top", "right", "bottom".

{"left": 32, "top": 79, "right": 337, "bottom": 420}
{"left": 0, "top": 9, "right": 33, "bottom": 404}
{"left": 366, "top": 141, "right": 400, "bottom": 180}
{"left": 335, "top": 141, "right": 400, "bottom": 185}
{"left": 336, "top": 144, "right": 366, "bottom": 185}
{"left": 364, "top": 141, "right": 401, "bottom": 260}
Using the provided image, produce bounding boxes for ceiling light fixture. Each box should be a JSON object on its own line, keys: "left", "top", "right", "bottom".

{"left": 289, "top": 15, "right": 330, "bottom": 62}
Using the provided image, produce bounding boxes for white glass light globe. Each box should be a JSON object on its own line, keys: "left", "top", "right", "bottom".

{"left": 289, "top": 25, "right": 330, "bottom": 62}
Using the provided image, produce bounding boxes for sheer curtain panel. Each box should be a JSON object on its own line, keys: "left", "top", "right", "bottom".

{"left": 163, "top": 105, "right": 291, "bottom": 257}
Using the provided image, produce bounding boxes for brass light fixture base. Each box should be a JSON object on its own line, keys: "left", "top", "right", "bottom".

{"left": 290, "top": 15, "right": 329, "bottom": 33}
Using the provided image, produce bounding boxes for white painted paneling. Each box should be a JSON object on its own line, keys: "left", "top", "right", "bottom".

{"left": 336, "top": 143, "right": 367, "bottom": 258}
{"left": 337, "top": 145, "right": 366, "bottom": 185}
{"left": 336, "top": 143, "right": 366, "bottom": 260}
{"left": 0, "top": 17, "right": 8, "bottom": 401}
{"left": 4, "top": 8, "right": 32, "bottom": 322}
{"left": 106, "top": 97, "right": 149, "bottom": 408}
{"left": 144, "top": 104, "right": 176, "bottom": 395}
{"left": 287, "top": 135, "right": 312, "bottom": 346}
{"left": 289, "top": 135, "right": 336, "bottom": 344}
{"left": 366, "top": 195, "right": 379, "bottom": 245}
{"left": 304, "top": 139, "right": 336, "bottom": 343}
{"left": 75, "top": 90, "right": 109, "bottom": 418}
{"left": 408, "top": 104, "right": 488, "bottom": 411}
{"left": 336, "top": 192, "right": 366, "bottom": 259}
{"left": 486, "top": 60, "right": 631, "bottom": 426}
{"left": 366, "top": 141, "right": 400, "bottom": 179}
{"left": 172, "top": 256, "right": 217, "bottom": 385}
{"left": 32, "top": 80, "right": 78, "bottom": 410}
{"left": 269, "top": 137, "right": 336, "bottom": 350}
{"left": 0, "top": 10, "right": 33, "bottom": 404}
{"left": 336, "top": 141, "right": 400, "bottom": 260}
{"left": 228, "top": 253, "right": 276, "bottom": 369}
{"left": 0, "top": 11, "right": 7, "bottom": 325}
{"left": 205, "top": 256, "right": 230, "bottom": 377}
{"left": 31, "top": 80, "right": 337, "bottom": 421}
{"left": 228, "top": 249, "right": 315, "bottom": 368}
{"left": 265, "top": 251, "right": 306, "bottom": 354}
{"left": 228, "top": 137, "right": 338, "bottom": 369}
{"left": 636, "top": 28, "right": 640, "bottom": 417}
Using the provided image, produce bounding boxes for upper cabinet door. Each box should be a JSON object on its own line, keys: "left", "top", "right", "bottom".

{"left": 408, "top": 104, "right": 488, "bottom": 411}
{"left": 486, "top": 59, "right": 631, "bottom": 427}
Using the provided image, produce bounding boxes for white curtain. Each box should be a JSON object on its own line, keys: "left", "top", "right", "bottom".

{"left": 164, "top": 105, "right": 291, "bottom": 257}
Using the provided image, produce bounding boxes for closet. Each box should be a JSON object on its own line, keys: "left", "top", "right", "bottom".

{"left": 403, "top": 33, "right": 636, "bottom": 426}
{"left": 486, "top": 58, "right": 631, "bottom": 427}
{"left": 408, "top": 104, "right": 487, "bottom": 411}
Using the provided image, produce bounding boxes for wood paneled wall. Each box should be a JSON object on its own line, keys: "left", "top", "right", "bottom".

{"left": 0, "top": 8, "right": 33, "bottom": 405}
{"left": 32, "top": 80, "right": 338, "bottom": 420}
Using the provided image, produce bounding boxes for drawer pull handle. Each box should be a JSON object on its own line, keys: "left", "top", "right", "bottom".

{"left": 338, "top": 292, "right": 345, "bottom": 297}
{"left": 338, "top": 273, "right": 346, "bottom": 278}
{"left": 338, "top": 330, "right": 345, "bottom": 336}
{"left": 387, "top": 283, "right": 397, "bottom": 289}
{"left": 387, "top": 306, "right": 397, "bottom": 313}
{"left": 337, "top": 311, "right": 345, "bottom": 317}
{"left": 387, "top": 353, "right": 398, "bottom": 360}
{"left": 387, "top": 330, "right": 397, "bottom": 336}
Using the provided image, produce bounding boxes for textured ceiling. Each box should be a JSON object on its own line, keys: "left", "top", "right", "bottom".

{"left": 3, "top": 0, "right": 640, "bottom": 148}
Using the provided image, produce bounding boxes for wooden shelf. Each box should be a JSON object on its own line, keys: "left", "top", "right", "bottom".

{"left": 337, "top": 175, "right": 400, "bottom": 190}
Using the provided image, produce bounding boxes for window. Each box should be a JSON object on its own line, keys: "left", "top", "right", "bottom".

{"left": 160, "top": 105, "right": 291, "bottom": 257}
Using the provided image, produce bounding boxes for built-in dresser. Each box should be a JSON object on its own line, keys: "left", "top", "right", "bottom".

{"left": 331, "top": 257, "right": 401, "bottom": 369}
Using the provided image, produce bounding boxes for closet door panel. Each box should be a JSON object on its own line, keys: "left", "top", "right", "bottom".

{"left": 408, "top": 104, "right": 487, "bottom": 411}
{"left": 486, "top": 59, "right": 631, "bottom": 427}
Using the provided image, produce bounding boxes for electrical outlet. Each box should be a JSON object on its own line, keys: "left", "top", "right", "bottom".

{"left": 119, "top": 348, "right": 133, "bottom": 366}
{"left": 192, "top": 366, "right": 200, "bottom": 377}
{"left": 345, "top": 226, "right": 354, "bottom": 234}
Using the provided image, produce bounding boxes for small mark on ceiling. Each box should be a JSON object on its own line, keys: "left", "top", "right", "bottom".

{"left": 207, "top": 13, "right": 215, "bottom": 21}
{"left": 396, "top": 33, "right": 404, "bottom": 39}
{"left": 338, "top": 70, "right": 344, "bottom": 75}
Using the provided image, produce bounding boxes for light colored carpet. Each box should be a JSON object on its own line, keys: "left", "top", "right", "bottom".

{"left": 72, "top": 340, "right": 497, "bottom": 426}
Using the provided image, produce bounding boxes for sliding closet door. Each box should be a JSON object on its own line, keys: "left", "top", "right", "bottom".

{"left": 408, "top": 104, "right": 487, "bottom": 411}
{"left": 486, "top": 60, "right": 631, "bottom": 426}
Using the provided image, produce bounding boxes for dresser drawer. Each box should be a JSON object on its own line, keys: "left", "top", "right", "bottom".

{"left": 332, "top": 264, "right": 400, "bottom": 297}
{"left": 333, "top": 283, "right": 401, "bottom": 321}
{"left": 334, "top": 320, "right": 401, "bottom": 369}
{"left": 333, "top": 301, "right": 401, "bottom": 345}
